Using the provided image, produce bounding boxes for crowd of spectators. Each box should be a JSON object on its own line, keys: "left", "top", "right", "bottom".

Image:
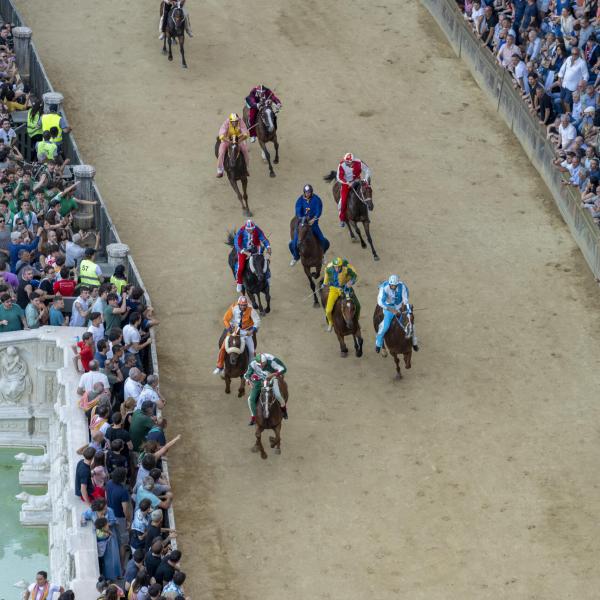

{"left": 461, "top": 0, "right": 600, "bottom": 222}
{"left": 0, "top": 19, "right": 187, "bottom": 600}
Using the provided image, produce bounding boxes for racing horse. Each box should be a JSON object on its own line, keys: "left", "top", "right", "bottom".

{"left": 320, "top": 283, "right": 363, "bottom": 357}
{"left": 226, "top": 232, "right": 271, "bottom": 315}
{"left": 161, "top": 2, "right": 187, "bottom": 68}
{"left": 324, "top": 172, "right": 379, "bottom": 261}
{"left": 290, "top": 215, "right": 323, "bottom": 306}
{"left": 252, "top": 378, "right": 288, "bottom": 459}
{"left": 215, "top": 136, "right": 251, "bottom": 216}
{"left": 243, "top": 100, "right": 280, "bottom": 178}
{"left": 217, "top": 327, "right": 252, "bottom": 397}
{"left": 373, "top": 304, "right": 413, "bottom": 379}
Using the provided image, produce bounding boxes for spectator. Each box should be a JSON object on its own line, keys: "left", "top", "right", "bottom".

{"left": 53, "top": 266, "right": 77, "bottom": 297}
{"left": 49, "top": 295, "right": 67, "bottom": 326}
{"left": 154, "top": 550, "right": 182, "bottom": 586}
{"left": 123, "top": 311, "right": 151, "bottom": 367}
{"left": 70, "top": 286, "right": 91, "bottom": 327}
{"left": 0, "top": 292, "right": 26, "bottom": 331}
{"left": 124, "top": 367, "right": 145, "bottom": 404}
{"left": 124, "top": 549, "right": 146, "bottom": 591}
{"left": 129, "top": 400, "right": 156, "bottom": 452}
{"left": 25, "top": 295, "right": 47, "bottom": 329}
{"left": 77, "top": 359, "right": 110, "bottom": 394}
{"left": 104, "top": 291, "right": 128, "bottom": 331}
{"left": 73, "top": 331, "right": 95, "bottom": 374}
{"left": 558, "top": 46, "right": 588, "bottom": 112}
{"left": 23, "top": 571, "right": 63, "bottom": 600}
{"left": 75, "top": 446, "right": 96, "bottom": 505}
{"left": 136, "top": 374, "right": 165, "bottom": 411}
{"left": 88, "top": 311, "right": 105, "bottom": 346}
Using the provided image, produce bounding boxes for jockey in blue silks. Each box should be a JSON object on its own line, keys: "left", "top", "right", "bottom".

{"left": 289, "top": 184, "right": 330, "bottom": 267}
{"left": 375, "top": 274, "right": 419, "bottom": 353}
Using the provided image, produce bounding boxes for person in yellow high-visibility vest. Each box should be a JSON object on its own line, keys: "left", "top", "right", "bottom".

{"left": 35, "top": 131, "right": 58, "bottom": 162}
{"left": 78, "top": 247, "right": 103, "bottom": 288}
{"left": 26, "top": 99, "right": 44, "bottom": 159}
{"left": 41, "top": 104, "right": 70, "bottom": 148}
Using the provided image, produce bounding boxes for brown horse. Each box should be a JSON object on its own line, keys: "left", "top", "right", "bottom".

{"left": 320, "top": 284, "right": 364, "bottom": 357}
{"left": 373, "top": 304, "right": 413, "bottom": 379}
{"left": 243, "top": 100, "right": 279, "bottom": 178}
{"left": 290, "top": 216, "right": 323, "bottom": 306}
{"left": 215, "top": 136, "right": 251, "bottom": 216}
{"left": 217, "top": 328, "right": 251, "bottom": 397}
{"left": 160, "top": 2, "right": 187, "bottom": 68}
{"left": 323, "top": 172, "right": 379, "bottom": 261}
{"left": 252, "top": 378, "right": 288, "bottom": 460}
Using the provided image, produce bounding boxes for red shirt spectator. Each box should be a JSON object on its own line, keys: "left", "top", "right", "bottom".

{"left": 54, "top": 278, "right": 76, "bottom": 297}
{"left": 77, "top": 339, "right": 94, "bottom": 372}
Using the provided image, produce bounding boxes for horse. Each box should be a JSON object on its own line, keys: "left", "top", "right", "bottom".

{"left": 243, "top": 100, "right": 279, "bottom": 178}
{"left": 290, "top": 215, "right": 323, "bottom": 306}
{"left": 320, "top": 284, "right": 363, "bottom": 357}
{"left": 215, "top": 136, "right": 251, "bottom": 216}
{"left": 161, "top": 2, "right": 187, "bottom": 68}
{"left": 323, "top": 172, "right": 379, "bottom": 261}
{"left": 373, "top": 304, "right": 414, "bottom": 379}
{"left": 252, "top": 378, "right": 288, "bottom": 460}
{"left": 217, "top": 327, "right": 252, "bottom": 397}
{"left": 226, "top": 232, "right": 271, "bottom": 315}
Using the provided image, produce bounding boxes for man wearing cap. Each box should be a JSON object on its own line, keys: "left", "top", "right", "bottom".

{"left": 336, "top": 152, "right": 371, "bottom": 226}
{"left": 213, "top": 295, "right": 260, "bottom": 375}
{"left": 375, "top": 275, "right": 419, "bottom": 354}
{"left": 41, "top": 103, "right": 70, "bottom": 151}
{"left": 244, "top": 352, "right": 287, "bottom": 425}
{"left": 578, "top": 105, "right": 598, "bottom": 141}
{"left": 79, "top": 247, "right": 103, "bottom": 287}
{"left": 289, "top": 184, "right": 330, "bottom": 267}
{"left": 233, "top": 219, "right": 271, "bottom": 292}
{"left": 323, "top": 257, "right": 358, "bottom": 332}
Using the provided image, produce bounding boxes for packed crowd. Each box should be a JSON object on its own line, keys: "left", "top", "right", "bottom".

{"left": 461, "top": 0, "right": 600, "bottom": 222}
{"left": 0, "top": 18, "right": 189, "bottom": 600}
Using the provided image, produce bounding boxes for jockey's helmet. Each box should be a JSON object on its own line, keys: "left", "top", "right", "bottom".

{"left": 388, "top": 274, "right": 400, "bottom": 287}
{"left": 343, "top": 152, "right": 354, "bottom": 163}
{"left": 303, "top": 184, "right": 313, "bottom": 196}
{"left": 255, "top": 353, "right": 266, "bottom": 363}
{"left": 332, "top": 257, "right": 343, "bottom": 268}
{"left": 229, "top": 113, "right": 240, "bottom": 122}
{"left": 245, "top": 219, "right": 255, "bottom": 230}
{"left": 257, "top": 85, "right": 265, "bottom": 95}
{"left": 238, "top": 296, "right": 248, "bottom": 306}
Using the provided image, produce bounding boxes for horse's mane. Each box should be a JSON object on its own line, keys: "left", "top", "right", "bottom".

{"left": 225, "top": 230, "right": 236, "bottom": 247}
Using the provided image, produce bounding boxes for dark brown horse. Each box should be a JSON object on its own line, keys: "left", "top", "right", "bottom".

{"left": 215, "top": 136, "right": 251, "bottom": 216}
{"left": 161, "top": 2, "right": 187, "bottom": 68}
{"left": 324, "top": 172, "right": 379, "bottom": 261}
{"left": 373, "top": 304, "right": 413, "bottom": 379}
{"left": 218, "top": 327, "right": 251, "bottom": 397}
{"left": 243, "top": 100, "right": 279, "bottom": 178}
{"left": 290, "top": 216, "right": 323, "bottom": 306}
{"left": 252, "top": 378, "right": 288, "bottom": 460}
{"left": 320, "top": 284, "right": 364, "bottom": 357}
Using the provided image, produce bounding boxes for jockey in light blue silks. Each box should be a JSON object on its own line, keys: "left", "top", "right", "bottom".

{"left": 289, "top": 184, "right": 330, "bottom": 266}
{"left": 375, "top": 274, "right": 419, "bottom": 353}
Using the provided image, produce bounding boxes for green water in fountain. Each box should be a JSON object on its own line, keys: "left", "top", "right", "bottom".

{"left": 0, "top": 447, "right": 49, "bottom": 599}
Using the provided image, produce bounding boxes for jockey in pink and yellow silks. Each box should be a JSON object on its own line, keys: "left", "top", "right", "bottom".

{"left": 216, "top": 113, "right": 250, "bottom": 178}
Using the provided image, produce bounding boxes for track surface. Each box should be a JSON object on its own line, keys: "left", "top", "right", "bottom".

{"left": 18, "top": 0, "right": 600, "bottom": 598}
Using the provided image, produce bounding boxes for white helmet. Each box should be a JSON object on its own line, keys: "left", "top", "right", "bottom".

{"left": 388, "top": 275, "right": 400, "bottom": 286}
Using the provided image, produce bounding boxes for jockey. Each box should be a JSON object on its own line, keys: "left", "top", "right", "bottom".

{"left": 244, "top": 352, "right": 288, "bottom": 425}
{"left": 289, "top": 184, "right": 330, "bottom": 267}
{"left": 213, "top": 296, "right": 260, "bottom": 375}
{"left": 159, "top": 0, "right": 192, "bottom": 39}
{"left": 375, "top": 275, "right": 419, "bottom": 353}
{"left": 323, "top": 257, "right": 359, "bottom": 332}
{"left": 245, "top": 85, "right": 282, "bottom": 143}
{"left": 336, "top": 152, "right": 371, "bottom": 227}
{"left": 217, "top": 113, "right": 250, "bottom": 178}
{"left": 234, "top": 219, "right": 271, "bottom": 293}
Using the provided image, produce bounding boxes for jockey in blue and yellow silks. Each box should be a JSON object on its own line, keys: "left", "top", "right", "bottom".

{"left": 289, "top": 184, "right": 330, "bottom": 266}
{"left": 375, "top": 275, "right": 419, "bottom": 353}
{"left": 323, "top": 257, "right": 359, "bottom": 331}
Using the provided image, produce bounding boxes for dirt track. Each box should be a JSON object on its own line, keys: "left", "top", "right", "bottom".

{"left": 17, "top": 0, "right": 600, "bottom": 598}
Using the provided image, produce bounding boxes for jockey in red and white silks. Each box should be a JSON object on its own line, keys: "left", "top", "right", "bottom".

{"left": 336, "top": 152, "right": 371, "bottom": 226}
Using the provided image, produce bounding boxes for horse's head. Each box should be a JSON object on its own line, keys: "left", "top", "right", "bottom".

{"left": 225, "top": 136, "right": 240, "bottom": 169}
{"left": 297, "top": 216, "right": 311, "bottom": 243}
{"left": 171, "top": 5, "right": 185, "bottom": 24}
{"left": 224, "top": 327, "right": 245, "bottom": 366}
{"left": 249, "top": 252, "right": 269, "bottom": 284}
{"left": 353, "top": 179, "right": 373, "bottom": 211}
{"left": 259, "top": 102, "right": 275, "bottom": 133}
{"left": 341, "top": 289, "right": 356, "bottom": 329}
{"left": 396, "top": 304, "right": 414, "bottom": 338}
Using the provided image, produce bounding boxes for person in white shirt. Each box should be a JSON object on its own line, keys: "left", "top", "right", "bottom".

{"left": 76, "top": 360, "right": 109, "bottom": 394}
{"left": 87, "top": 311, "right": 105, "bottom": 346}
{"left": 557, "top": 114, "right": 577, "bottom": 150}
{"left": 135, "top": 374, "right": 166, "bottom": 411}
{"left": 123, "top": 311, "right": 151, "bottom": 368}
{"left": 497, "top": 32, "right": 521, "bottom": 68}
{"left": 24, "top": 571, "right": 63, "bottom": 600}
{"left": 558, "top": 46, "right": 588, "bottom": 112}
{"left": 70, "top": 287, "right": 91, "bottom": 328}
{"left": 124, "top": 367, "right": 144, "bottom": 402}
{"left": 510, "top": 55, "right": 528, "bottom": 90}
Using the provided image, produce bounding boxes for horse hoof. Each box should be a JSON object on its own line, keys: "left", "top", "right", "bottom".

{"left": 182, "top": 64, "right": 188, "bottom": 69}
{"left": 274, "top": 448, "right": 281, "bottom": 455}
{"left": 313, "top": 301, "right": 320, "bottom": 308}
{"left": 261, "top": 453, "right": 268, "bottom": 460}
{"left": 237, "top": 390, "right": 244, "bottom": 397}
{"left": 395, "top": 373, "right": 403, "bottom": 380}
{"left": 251, "top": 446, "right": 259, "bottom": 453}
{"left": 360, "top": 243, "right": 367, "bottom": 249}
{"left": 356, "top": 350, "right": 363, "bottom": 358}
{"left": 274, "top": 158, "right": 279, "bottom": 164}
{"left": 406, "top": 364, "right": 412, "bottom": 369}
{"left": 225, "top": 388, "right": 231, "bottom": 394}
{"left": 168, "top": 56, "right": 173, "bottom": 61}
{"left": 340, "top": 351, "right": 348, "bottom": 358}
{"left": 265, "top": 307, "right": 270, "bottom": 314}
{"left": 351, "top": 237, "right": 359, "bottom": 243}
{"left": 259, "top": 310, "right": 266, "bottom": 317}
{"left": 269, "top": 171, "right": 276, "bottom": 178}
{"left": 374, "top": 255, "right": 380, "bottom": 261}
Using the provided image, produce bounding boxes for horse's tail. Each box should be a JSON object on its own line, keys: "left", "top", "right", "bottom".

{"left": 225, "top": 230, "right": 236, "bottom": 247}
{"left": 323, "top": 170, "right": 336, "bottom": 183}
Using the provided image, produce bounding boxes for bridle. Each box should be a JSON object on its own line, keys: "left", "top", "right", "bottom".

{"left": 258, "top": 101, "right": 275, "bottom": 133}
{"left": 350, "top": 179, "right": 373, "bottom": 210}
{"left": 226, "top": 136, "right": 240, "bottom": 167}
{"left": 259, "top": 379, "right": 277, "bottom": 418}
{"left": 297, "top": 216, "right": 313, "bottom": 253}
{"left": 394, "top": 304, "right": 414, "bottom": 338}
{"left": 170, "top": 4, "right": 185, "bottom": 28}
{"left": 341, "top": 288, "right": 356, "bottom": 329}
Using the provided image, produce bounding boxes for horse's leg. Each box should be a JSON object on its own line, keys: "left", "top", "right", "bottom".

{"left": 167, "top": 35, "right": 173, "bottom": 61}
{"left": 264, "top": 284, "right": 271, "bottom": 314}
{"left": 179, "top": 35, "right": 187, "bottom": 68}
{"left": 404, "top": 350, "right": 412, "bottom": 370}
{"left": 238, "top": 376, "right": 245, "bottom": 397}
{"left": 273, "top": 423, "right": 282, "bottom": 454}
{"left": 256, "top": 290, "right": 265, "bottom": 316}
{"left": 346, "top": 218, "right": 358, "bottom": 243}
{"left": 247, "top": 290, "right": 259, "bottom": 310}
{"left": 393, "top": 353, "right": 403, "bottom": 380}
{"left": 256, "top": 426, "right": 267, "bottom": 459}
{"left": 362, "top": 221, "right": 379, "bottom": 261}
{"left": 337, "top": 331, "right": 348, "bottom": 356}
{"left": 241, "top": 177, "right": 251, "bottom": 216}
{"left": 260, "top": 139, "right": 275, "bottom": 177}
{"left": 162, "top": 34, "right": 167, "bottom": 54}
{"left": 352, "top": 220, "right": 367, "bottom": 249}
{"left": 229, "top": 176, "right": 244, "bottom": 211}
{"left": 224, "top": 374, "right": 231, "bottom": 394}
{"left": 353, "top": 324, "right": 364, "bottom": 357}
{"left": 273, "top": 134, "right": 279, "bottom": 164}
{"left": 304, "top": 265, "right": 319, "bottom": 307}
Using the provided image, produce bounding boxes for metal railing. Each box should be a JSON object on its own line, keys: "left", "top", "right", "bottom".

{"left": 0, "top": 0, "right": 177, "bottom": 547}
{"left": 422, "top": 0, "right": 600, "bottom": 280}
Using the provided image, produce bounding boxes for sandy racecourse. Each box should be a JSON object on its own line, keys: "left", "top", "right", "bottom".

{"left": 16, "top": 0, "right": 600, "bottom": 598}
